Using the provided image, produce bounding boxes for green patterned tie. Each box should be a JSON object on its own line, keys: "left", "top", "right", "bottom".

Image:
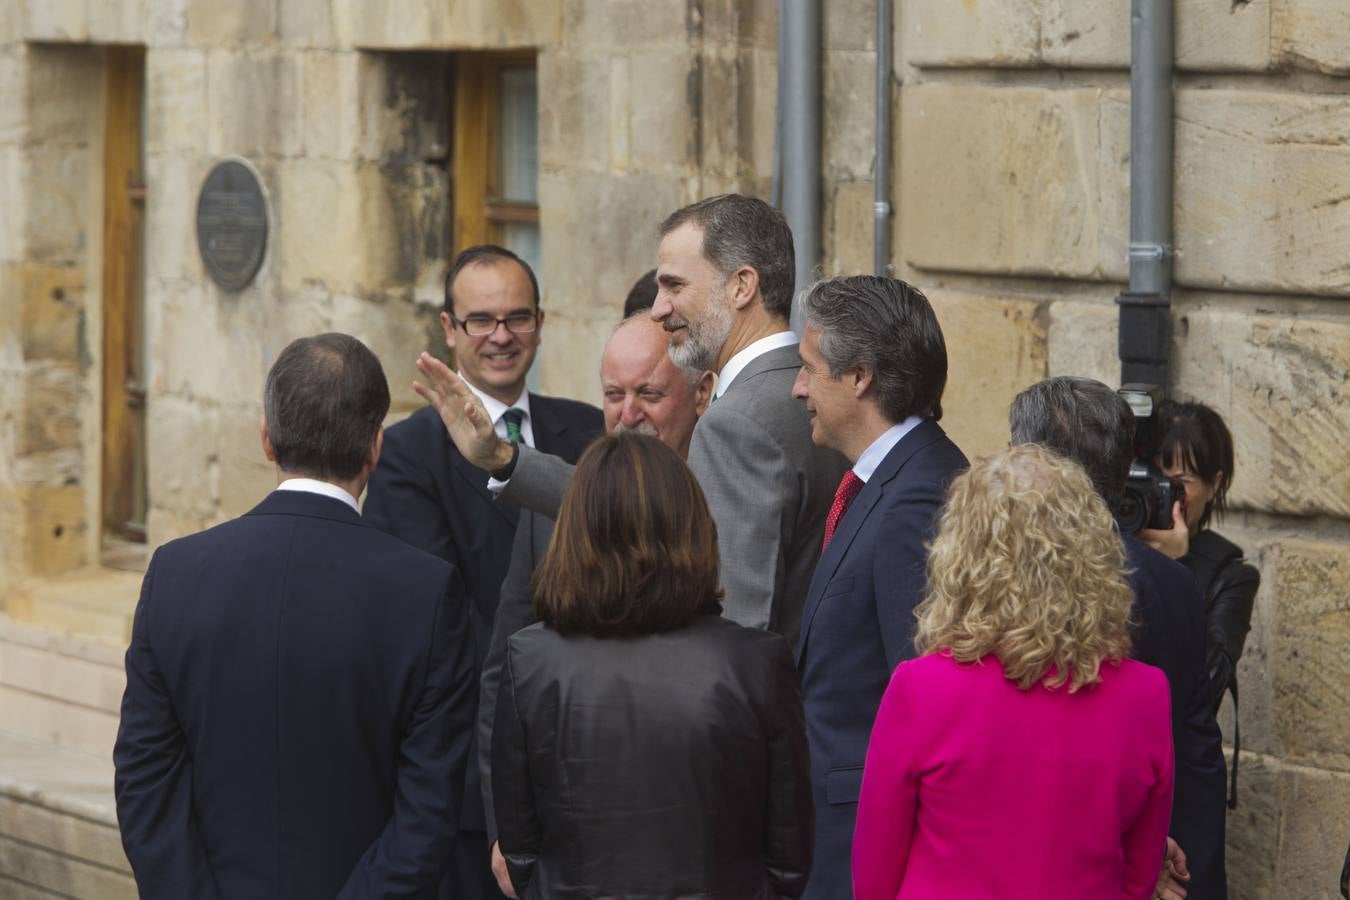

{"left": 503, "top": 408, "right": 525, "bottom": 445}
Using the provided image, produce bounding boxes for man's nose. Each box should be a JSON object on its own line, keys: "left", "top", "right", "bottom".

{"left": 487, "top": 321, "right": 514, "bottom": 343}
{"left": 650, "top": 293, "right": 671, "bottom": 321}
{"left": 620, "top": 399, "right": 644, "bottom": 426}
{"left": 791, "top": 370, "right": 808, "bottom": 399}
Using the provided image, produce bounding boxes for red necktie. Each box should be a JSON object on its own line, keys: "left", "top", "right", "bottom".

{"left": 822, "top": 470, "right": 864, "bottom": 550}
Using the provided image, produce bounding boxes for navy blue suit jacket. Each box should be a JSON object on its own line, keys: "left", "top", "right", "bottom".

{"left": 114, "top": 490, "right": 476, "bottom": 900}
{"left": 795, "top": 419, "right": 967, "bottom": 900}
{"left": 1125, "top": 536, "right": 1228, "bottom": 900}
{"left": 363, "top": 394, "right": 602, "bottom": 832}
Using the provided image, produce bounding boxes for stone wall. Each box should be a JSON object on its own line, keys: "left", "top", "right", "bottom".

{"left": 873, "top": 2, "right": 1350, "bottom": 896}
{"left": 0, "top": 43, "right": 105, "bottom": 592}
{"left": 1, "top": 2, "right": 1347, "bottom": 896}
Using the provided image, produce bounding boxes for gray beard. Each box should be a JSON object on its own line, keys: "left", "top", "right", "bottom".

{"left": 668, "top": 300, "right": 732, "bottom": 372}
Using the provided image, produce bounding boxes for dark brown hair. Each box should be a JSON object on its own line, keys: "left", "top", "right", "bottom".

{"left": 1157, "top": 400, "right": 1235, "bottom": 531}
{"left": 532, "top": 432, "right": 723, "bottom": 637}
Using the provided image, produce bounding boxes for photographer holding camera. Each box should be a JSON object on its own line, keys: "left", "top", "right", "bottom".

{"left": 1010, "top": 377, "right": 1229, "bottom": 900}
{"left": 1139, "top": 401, "right": 1260, "bottom": 718}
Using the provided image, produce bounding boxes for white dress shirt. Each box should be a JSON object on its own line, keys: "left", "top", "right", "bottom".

{"left": 463, "top": 378, "right": 535, "bottom": 448}
{"left": 852, "top": 416, "right": 924, "bottom": 483}
{"left": 713, "top": 331, "right": 800, "bottom": 400}
{"left": 275, "top": 477, "right": 360, "bottom": 512}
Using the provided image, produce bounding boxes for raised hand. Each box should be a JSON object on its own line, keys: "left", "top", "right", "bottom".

{"left": 413, "top": 353, "right": 514, "bottom": 472}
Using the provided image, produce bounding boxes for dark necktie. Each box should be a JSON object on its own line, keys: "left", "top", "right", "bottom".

{"left": 822, "top": 470, "right": 864, "bottom": 550}
{"left": 502, "top": 408, "right": 525, "bottom": 445}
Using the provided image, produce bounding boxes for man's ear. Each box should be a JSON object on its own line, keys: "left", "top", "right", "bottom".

{"left": 366, "top": 427, "right": 384, "bottom": 473}
{"left": 852, "top": 367, "right": 874, "bottom": 400}
{"left": 726, "top": 266, "right": 761, "bottom": 312}
{"left": 693, "top": 370, "right": 716, "bottom": 416}
{"left": 439, "top": 310, "right": 457, "bottom": 352}
{"left": 260, "top": 416, "right": 277, "bottom": 463}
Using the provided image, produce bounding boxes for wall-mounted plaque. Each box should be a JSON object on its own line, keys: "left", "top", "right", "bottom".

{"left": 196, "top": 160, "right": 268, "bottom": 292}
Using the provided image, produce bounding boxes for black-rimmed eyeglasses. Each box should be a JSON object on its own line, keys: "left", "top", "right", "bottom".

{"left": 449, "top": 312, "right": 539, "bottom": 336}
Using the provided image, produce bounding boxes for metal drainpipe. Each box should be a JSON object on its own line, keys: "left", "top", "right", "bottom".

{"left": 780, "top": 0, "right": 822, "bottom": 331}
{"left": 1117, "top": 0, "right": 1175, "bottom": 389}
{"left": 874, "top": 0, "right": 893, "bottom": 277}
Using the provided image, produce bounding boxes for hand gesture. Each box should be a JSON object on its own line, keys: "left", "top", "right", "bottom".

{"left": 1140, "top": 501, "right": 1190, "bottom": 561}
{"left": 412, "top": 353, "right": 513, "bottom": 472}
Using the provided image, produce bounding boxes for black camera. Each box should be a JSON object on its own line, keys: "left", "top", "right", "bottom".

{"left": 1116, "top": 384, "right": 1184, "bottom": 535}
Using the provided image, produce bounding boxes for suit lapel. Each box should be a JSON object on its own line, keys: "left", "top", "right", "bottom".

{"left": 796, "top": 419, "right": 947, "bottom": 662}
{"left": 796, "top": 481, "right": 882, "bottom": 662}
{"left": 527, "top": 393, "right": 573, "bottom": 457}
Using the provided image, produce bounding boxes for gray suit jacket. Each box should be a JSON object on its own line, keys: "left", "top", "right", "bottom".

{"left": 497, "top": 343, "right": 847, "bottom": 647}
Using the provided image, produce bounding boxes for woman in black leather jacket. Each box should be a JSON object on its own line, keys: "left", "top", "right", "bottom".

{"left": 491, "top": 431, "right": 814, "bottom": 900}
{"left": 1140, "top": 401, "right": 1260, "bottom": 715}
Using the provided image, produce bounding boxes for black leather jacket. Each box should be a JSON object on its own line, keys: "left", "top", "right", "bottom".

{"left": 1180, "top": 529, "right": 1260, "bottom": 712}
{"left": 492, "top": 614, "right": 814, "bottom": 899}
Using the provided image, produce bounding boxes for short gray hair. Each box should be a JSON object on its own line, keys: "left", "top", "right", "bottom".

{"left": 800, "top": 275, "right": 948, "bottom": 422}
{"left": 658, "top": 194, "right": 795, "bottom": 320}
{"left": 1009, "top": 376, "right": 1134, "bottom": 505}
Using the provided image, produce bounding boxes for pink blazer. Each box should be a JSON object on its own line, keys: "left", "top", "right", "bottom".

{"left": 853, "top": 653, "right": 1174, "bottom": 900}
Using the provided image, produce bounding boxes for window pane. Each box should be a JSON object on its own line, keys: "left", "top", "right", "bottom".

{"left": 497, "top": 66, "right": 538, "bottom": 204}
{"left": 498, "top": 221, "right": 541, "bottom": 282}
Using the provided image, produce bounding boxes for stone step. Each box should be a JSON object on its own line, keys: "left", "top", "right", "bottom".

{"left": 4, "top": 568, "right": 142, "bottom": 648}
{"left": 0, "top": 731, "right": 133, "bottom": 899}
{"left": 0, "top": 616, "right": 124, "bottom": 757}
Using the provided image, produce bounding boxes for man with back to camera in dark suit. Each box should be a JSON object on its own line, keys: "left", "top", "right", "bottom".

{"left": 113, "top": 333, "right": 476, "bottom": 899}
{"left": 788, "top": 276, "right": 968, "bottom": 900}
{"left": 410, "top": 196, "right": 848, "bottom": 648}
{"left": 1010, "top": 375, "right": 1229, "bottom": 900}
{"left": 363, "top": 244, "right": 603, "bottom": 898}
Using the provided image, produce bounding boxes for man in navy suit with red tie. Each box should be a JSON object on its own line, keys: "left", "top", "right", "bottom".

{"left": 790, "top": 276, "right": 968, "bottom": 900}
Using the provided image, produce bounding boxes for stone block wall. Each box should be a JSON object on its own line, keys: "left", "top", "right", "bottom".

{"left": 858, "top": 2, "right": 1350, "bottom": 896}
{"left": 0, "top": 43, "right": 105, "bottom": 593}
{"left": 1, "top": 2, "right": 1347, "bottom": 895}
{"left": 0, "top": 0, "right": 500, "bottom": 565}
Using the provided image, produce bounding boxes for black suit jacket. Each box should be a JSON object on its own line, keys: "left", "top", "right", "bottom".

{"left": 113, "top": 490, "right": 476, "bottom": 900}
{"left": 363, "top": 394, "right": 603, "bottom": 832}
{"left": 1125, "top": 535, "right": 1229, "bottom": 900}
{"left": 795, "top": 419, "right": 968, "bottom": 900}
{"left": 478, "top": 509, "right": 554, "bottom": 844}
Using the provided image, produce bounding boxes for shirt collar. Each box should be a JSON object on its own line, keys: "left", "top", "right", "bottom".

{"left": 461, "top": 377, "right": 531, "bottom": 427}
{"left": 714, "top": 331, "right": 799, "bottom": 399}
{"left": 853, "top": 416, "right": 925, "bottom": 483}
{"left": 275, "top": 478, "right": 360, "bottom": 512}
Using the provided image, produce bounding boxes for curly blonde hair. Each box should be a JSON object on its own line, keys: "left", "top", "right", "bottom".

{"left": 914, "top": 443, "right": 1134, "bottom": 692}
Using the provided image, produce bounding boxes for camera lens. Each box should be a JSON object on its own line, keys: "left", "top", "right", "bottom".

{"left": 1117, "top": 487, "right": 1148, "bottom": 535}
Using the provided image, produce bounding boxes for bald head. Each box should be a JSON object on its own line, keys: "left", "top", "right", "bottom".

{"left": 599, "top": 315, "right": 712, "bottom": 459}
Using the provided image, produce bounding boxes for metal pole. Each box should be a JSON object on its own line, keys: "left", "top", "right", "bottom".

{"left": 781, "top": 0, "right": 821, "bottom": 331}
{"left": 874, "top": 0, "right": 893, "bottom": 277}
{"left": 1118, "top": 0, "right": 1174, "bottom": 388}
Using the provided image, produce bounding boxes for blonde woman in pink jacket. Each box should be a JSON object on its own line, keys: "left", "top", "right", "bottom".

{"left": 853, "top": 444, "right": 1174, "bottom": 900}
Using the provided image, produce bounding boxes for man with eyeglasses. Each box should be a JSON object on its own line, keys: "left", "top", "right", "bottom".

{"left": 364, "top": 244, "right": 602, "bottom": 900}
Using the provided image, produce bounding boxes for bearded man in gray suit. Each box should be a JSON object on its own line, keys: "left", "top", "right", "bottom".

{"left": 415, "top": 195, "right": 846, "bottom": 649}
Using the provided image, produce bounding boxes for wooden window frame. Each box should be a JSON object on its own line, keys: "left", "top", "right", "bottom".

{"left": 452, "top": 51, "right": 539, "bottom": 252}
{"left": 101, "top": 46, "right": 147, "bottom": 546}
